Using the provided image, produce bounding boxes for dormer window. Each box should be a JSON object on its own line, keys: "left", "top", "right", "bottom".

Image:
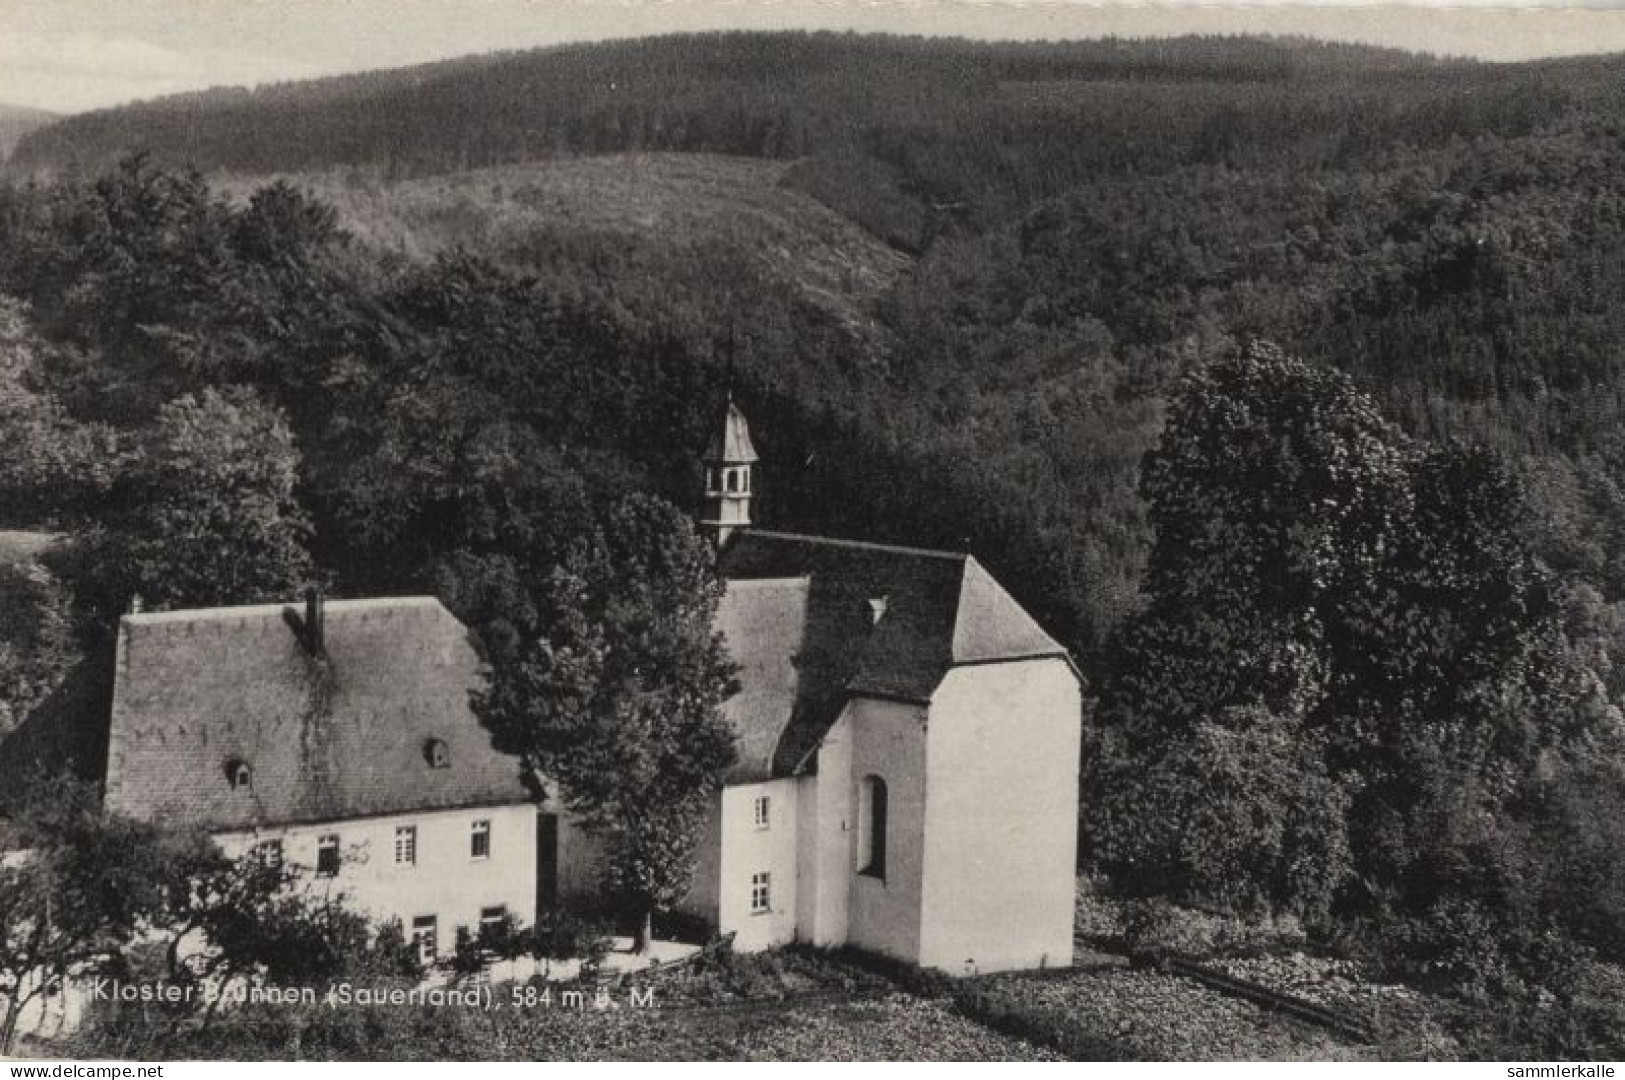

{"left": 425, "top": 739, "right": 450, "bottom": 769}
{"left": 226, "top": 759, "right": 251, "bottom": 790}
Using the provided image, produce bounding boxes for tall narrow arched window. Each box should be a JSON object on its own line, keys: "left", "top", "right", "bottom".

{"left": 858, "top": 775, "right": 888, "bottom": 880}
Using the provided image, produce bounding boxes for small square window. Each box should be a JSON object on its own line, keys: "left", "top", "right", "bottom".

{"left": 253, "top": 839, "right": 283, "bottom": 869}
{"left": 479, "top": 905, "right": 507, "bottom": 935}
{"left": 753, "top": 795, "right": 770, "bottom": 830}
{"left": 470, "top": 819, "right": 490, "bottom": 860}
{"left": 412, "top": 915, "right": 438, "bottom": 964}
{"left": 750, "top": 872, "right": 771, "bottom": 914}
{"left": 316, "top": 834, "right": 340, "bottom": 876}
{"left": 395, "top": 825, "right": 417, "bottom": 866}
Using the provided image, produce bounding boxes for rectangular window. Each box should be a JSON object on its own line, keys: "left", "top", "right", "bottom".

{"left": 412, "top": 915, "right": 438, "bottom": 964}
{"left": 479, "top": 905, "right": 507, "bottom": 935}
{"left": 750, "top": 872, "right": 771, "bottom": 914}
{"left": 394, "top": 825, "right": 417, "bottom": 866}
{"left": 753, "top": 795, "right": 771, "bottom": 830}
{"left": 254, "top": 839, "right": 283, "bottom": 869}
{"left": 316, "top": 834, "right": 340, "bottom": 877}
{"left": 470, "top": 819, "right": 491, "bottom": 860}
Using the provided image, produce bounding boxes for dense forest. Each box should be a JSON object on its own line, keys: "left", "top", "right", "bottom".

{"left": 4, "top": 31, "right": 1625, "bottom": 1051}
{"left": 13, "top": 32, "right": 1625, "bottom": 652}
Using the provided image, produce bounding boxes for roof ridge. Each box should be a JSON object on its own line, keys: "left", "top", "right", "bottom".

{"left": 743, "top": 529, "right": 969, "bottom": 562}
{"left": 723, "top": 575, "right": 811, "bottom": 590}
{"left": 124, "top": 596, "right": 447, "bottom": 626}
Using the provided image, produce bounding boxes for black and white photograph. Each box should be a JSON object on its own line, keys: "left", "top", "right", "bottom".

{"left": 2, "top": 0, "right": 1624, "bottom": 1066}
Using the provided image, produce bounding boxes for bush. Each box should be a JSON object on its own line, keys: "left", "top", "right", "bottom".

{"left": 533, "top": 907, "right": 614, "bottom": 973}
{"left": 1455, "top": 966, "right": 1625, "bottom": 1060}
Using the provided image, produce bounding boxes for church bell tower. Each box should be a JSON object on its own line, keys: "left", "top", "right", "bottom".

{"left": 700, "top": 396, "right": 757, "bottom": 550}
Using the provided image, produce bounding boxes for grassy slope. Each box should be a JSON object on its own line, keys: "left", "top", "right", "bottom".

{"left": 214, "top": 154, "right": 910, "bottom": 348}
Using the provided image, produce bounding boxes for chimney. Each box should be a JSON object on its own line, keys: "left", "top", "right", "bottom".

{"left": 304, "top": 587, "right": 325, "bottom": 657}
{"left": 284, "top": 587, "right": 327, "bottom": 658}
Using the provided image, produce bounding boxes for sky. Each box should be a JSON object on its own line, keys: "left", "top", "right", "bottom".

{"left": 3, "top": 0, "right": 1625, "bottom": 115}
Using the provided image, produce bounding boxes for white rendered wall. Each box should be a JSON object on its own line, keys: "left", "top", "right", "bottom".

{"left": 840, "top": 696, "right": 929, "bottom": 965}
{"left": 918, "top": 658, "right": 1080, "bottom": 974}
{"left": 805, "top": 715, "right": 852, "bottom": 947}
{"left": 215, "top": 801, "right": 537, "bottom": 960}
{"left": 715, "top": 778, "right": 799, "bottom": 951}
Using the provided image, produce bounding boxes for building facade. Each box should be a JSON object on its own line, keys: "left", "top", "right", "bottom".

{"left": 100, "top": 404, "right": 1084, "bottom": 977}
{"left": 103, "top": 595, "right": 545, "bottom": 965}
{"left": 662, "top": 404, "right": 1085, "bottom": 974}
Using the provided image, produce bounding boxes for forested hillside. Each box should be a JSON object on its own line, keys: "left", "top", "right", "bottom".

{"left": 5, "top": 33, "right": 1625, "bottom": 1046}
{"left": 14, "top": 32, "right": 1625, "bottom": 654}
{"left": 0, "top": 104, "right": 55, "bottom": 162}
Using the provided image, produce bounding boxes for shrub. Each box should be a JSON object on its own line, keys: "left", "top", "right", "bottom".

{"left": 533, "top": 907, "right": 614, "bottom": 973}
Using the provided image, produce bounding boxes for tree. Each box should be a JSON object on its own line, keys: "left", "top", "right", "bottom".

{"left": 0, "top": 777, "right": 188, "bottom": 1052}
{"left": 0, "top": 297, "right": 116, "bottom": 522}
{"left": 1088, "top": 340, "right": 1610, "bottom": 932}
{"left": 476, "top": 493, "right": 738, "bottom": 952}
{"left": 0, "top": 560, "right": 75, "bottom": 741}
{"left": 66, "top": 386, "right": 314, "bottom": 619}
{"left": 167, "top": 850, "right": 419, "bottom": 1028}
{"left": 1092, "top": 706, "right": 1352, "bottom": 918}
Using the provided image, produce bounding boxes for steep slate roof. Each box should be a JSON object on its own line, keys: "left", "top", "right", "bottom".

{"left": 715, "top": 530, "right": 1074, "bottom": 782}
{"left": 714, "top": 578, "right": 811, "bottom": 784}
{"left": 705, "top": 401, "right": 759, "bottom": 463}
{"left": 105, "top": 597, "right": 530, "bottom": 833}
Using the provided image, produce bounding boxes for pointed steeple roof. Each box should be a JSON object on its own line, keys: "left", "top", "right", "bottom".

{"left": 705, "top": 400, "right": 759, "bottom": 463}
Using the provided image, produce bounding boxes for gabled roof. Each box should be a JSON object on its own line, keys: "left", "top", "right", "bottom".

{"left": 704, "top": 401, "right": 759, "bottom": 464}
{"left": 714, "top": 578, "right": 811, "bottom": 784}
{"left": 105, "top": 597, "right": 530, "bottom": 833}
{"left": 715, "top": 530, "right": 1075, "bottom": 782}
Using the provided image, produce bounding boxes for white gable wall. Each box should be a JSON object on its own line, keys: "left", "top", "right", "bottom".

{"left": 918, "top": 657, "right": 1080, "bottom": 974}
{"left": 214, "top": 801, "right": 537, "bottom": 962}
